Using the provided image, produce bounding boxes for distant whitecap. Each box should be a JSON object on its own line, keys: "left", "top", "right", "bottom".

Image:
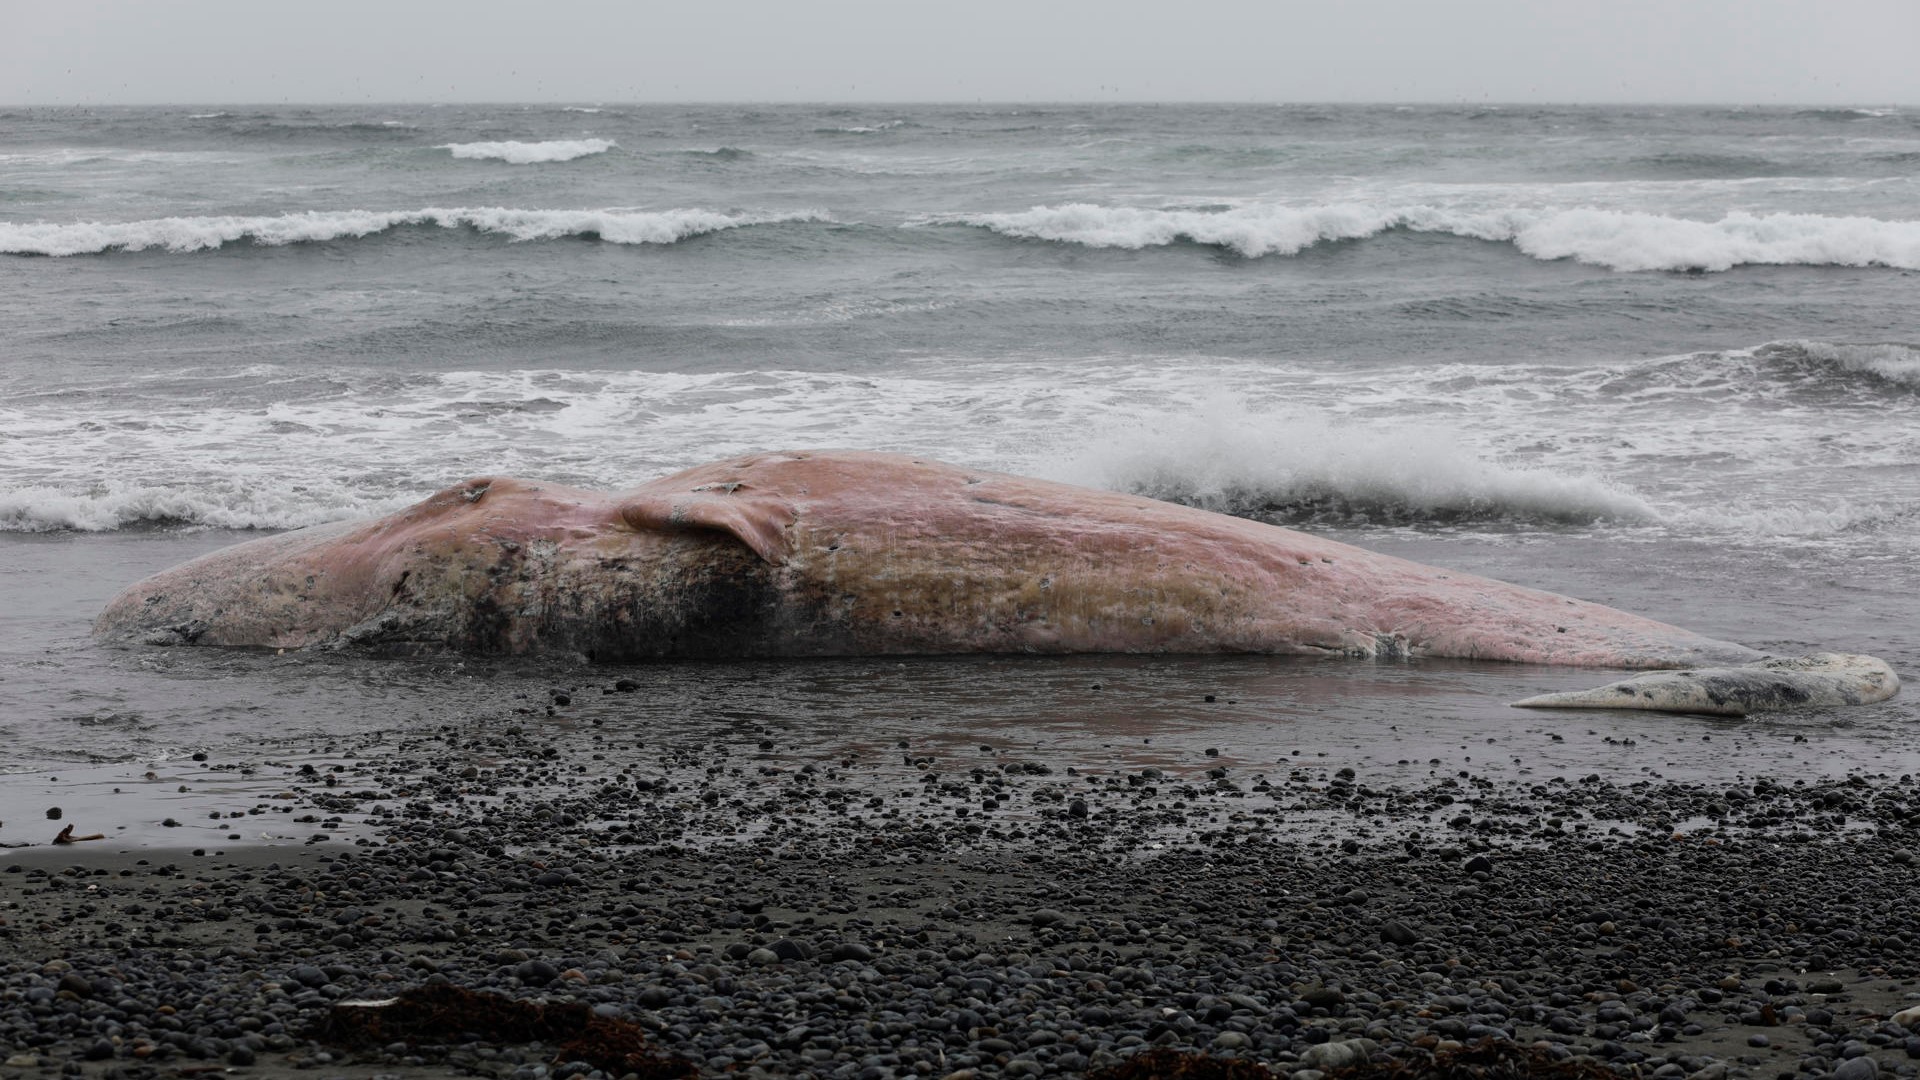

{"left": 438, "top": 138, "right": 616, "bottom": 163}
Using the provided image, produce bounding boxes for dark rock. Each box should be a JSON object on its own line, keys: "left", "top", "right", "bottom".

{"left": 767, "top": 938, "right": 812, "bottom": 961}
{"left": 514, "top": 959, "right": 561, "bottom": 984}
{"left": 289, "top": 964, "right": 330, "bottom": 987}
{"left": 1301, "top": 986, "right": 1346, "bottom": 1010}
{"left": 1834, "top": 1057, "right": 1878, "bottom": 1080}
{"left": 1380, "top": 920, "right": 1417, "bottom": 946}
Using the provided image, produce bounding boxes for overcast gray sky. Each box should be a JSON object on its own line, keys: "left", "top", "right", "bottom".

{"left": 4, "top": 0, "right": 1915, "bottom": 106}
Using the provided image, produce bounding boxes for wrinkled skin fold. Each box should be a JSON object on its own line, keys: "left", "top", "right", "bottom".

{"left": 94, "top": 451, "right": 1899, "bottom": 716}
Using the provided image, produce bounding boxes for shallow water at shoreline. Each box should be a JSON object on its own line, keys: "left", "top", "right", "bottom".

{"left": 3, "top": 521, "right": 1912, "bottom": 854}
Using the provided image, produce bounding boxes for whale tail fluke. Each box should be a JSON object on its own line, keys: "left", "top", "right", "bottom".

{"left": 1510, "top": 652, "right": 1900, "bottom": 717}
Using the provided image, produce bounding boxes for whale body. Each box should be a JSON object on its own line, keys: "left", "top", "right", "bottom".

{"left": 94, "top": 451, "right": 1898, "bottom": 716}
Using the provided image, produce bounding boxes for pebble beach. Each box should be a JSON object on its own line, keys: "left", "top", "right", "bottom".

{"left": 6, "top": 674, "right": 1920, "bottom": 1080}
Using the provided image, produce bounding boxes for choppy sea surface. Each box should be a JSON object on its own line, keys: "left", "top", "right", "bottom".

{"left": 2, "top": 103, "right": 1916, "bottom": 829}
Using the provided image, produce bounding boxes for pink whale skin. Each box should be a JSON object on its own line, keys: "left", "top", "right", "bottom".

{"left": 97, "top": 452, "right": 1908, "bottom": 714}
{"left": 96, "top": 450, "right": 1773, "bottom": 670}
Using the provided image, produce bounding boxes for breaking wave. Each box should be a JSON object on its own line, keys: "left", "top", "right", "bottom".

{"left": 1055, "top": 405, "right": 1657, "bottom": 527}
{"left": 0, "top": 207, "right": 829, "bottom": 256}
{"left": 438, "top": 138, "right": 615, "bottom": 163}
{"left": 1764, "top": 340, "right": 1920, "bottom": 388}
{"left": 945, "top": 203, "right": 1920, "bottom": 272}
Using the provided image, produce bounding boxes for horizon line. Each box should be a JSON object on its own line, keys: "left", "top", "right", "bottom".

{"left": 2, "top": 98, "right": 1913, "bottom": 110}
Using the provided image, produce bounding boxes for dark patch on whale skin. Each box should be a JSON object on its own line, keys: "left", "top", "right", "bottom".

{"left": 336, "top": 534, "right": 853, "bottom": 661}
{"left": 98, "top": 509, "right": 848, "bottom": 661}
{"left": 1687, "top": 672, "right": 1816, "bottom": 711}
{"left": 565, "top": 541, "right": 791, "bottom": 661}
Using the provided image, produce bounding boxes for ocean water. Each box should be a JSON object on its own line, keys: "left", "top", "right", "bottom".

{"left": 2, "top": 103, "right": 1916, "bottom": 822}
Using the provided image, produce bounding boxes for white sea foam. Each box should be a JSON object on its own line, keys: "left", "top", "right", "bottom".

{"left": 949, "top": 203, "right": 1920, "bottom": 271}
{"left": 1, "top": 349, "right": 1909, "bottom": 540}
{"left": 186, "top": 112, "right": 230, "bottom": 120}
{"left": 0, "top": 207, "right": 829, "bottom": 256}
{"left": 1486, "top": 208, "right": 1920, "bottom": 272}
{"left": 0, "top": 480, "right": 395, "bottom": 533}
{"left": 438, "top": 138, "right": 615, "bottom": 163}
{"left": 1665, "top": 498, "right": 1920, "bottom": 539}
{"left": 0, "top": 373, "right": 1649, "bottom": 533}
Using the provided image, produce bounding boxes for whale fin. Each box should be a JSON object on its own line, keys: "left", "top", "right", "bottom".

{"left": 1510, "top": 652, "right": 1900, "bottom": 717}
{"left": 618, "top": 489, "right": 796, "bottom": 566}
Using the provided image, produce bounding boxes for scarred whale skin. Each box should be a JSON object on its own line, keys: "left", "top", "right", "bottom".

{"left": 97, "top": 450, "right": 1766, "bottom": 667}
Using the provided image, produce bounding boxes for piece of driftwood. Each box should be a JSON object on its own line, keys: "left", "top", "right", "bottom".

{"left": 323, "top": 984, "right": 694, "bottom": 1078}
{"left": 51, "top": 825, "right": 105, "bottom": 844}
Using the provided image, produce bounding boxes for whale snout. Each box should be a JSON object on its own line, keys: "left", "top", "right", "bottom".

{"left": 1511, "top": 652, "right": 1900, "bottom": 717}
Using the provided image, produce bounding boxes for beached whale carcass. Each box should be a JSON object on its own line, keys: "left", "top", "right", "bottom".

{"left": 94, "top": 450, "right": 1899, "bottom": 717}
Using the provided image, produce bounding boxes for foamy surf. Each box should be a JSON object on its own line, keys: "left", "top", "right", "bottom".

{"left": 1662, "top": 498, "right": 1920, "bottom": 540}
{"left": 438, "top": 138, "right": 616, "bottom": 163}
{"left": 0, "top": 207, "right": 829, "bottom": 256}
{"left": 0, "top": 346, "right": 1909, "bottom": 541}
{"left": 947, "top": 203, "right": 1920, "bottom": 272}
{"left": 0, "top": 480, "right": 398, "bottom": 533}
